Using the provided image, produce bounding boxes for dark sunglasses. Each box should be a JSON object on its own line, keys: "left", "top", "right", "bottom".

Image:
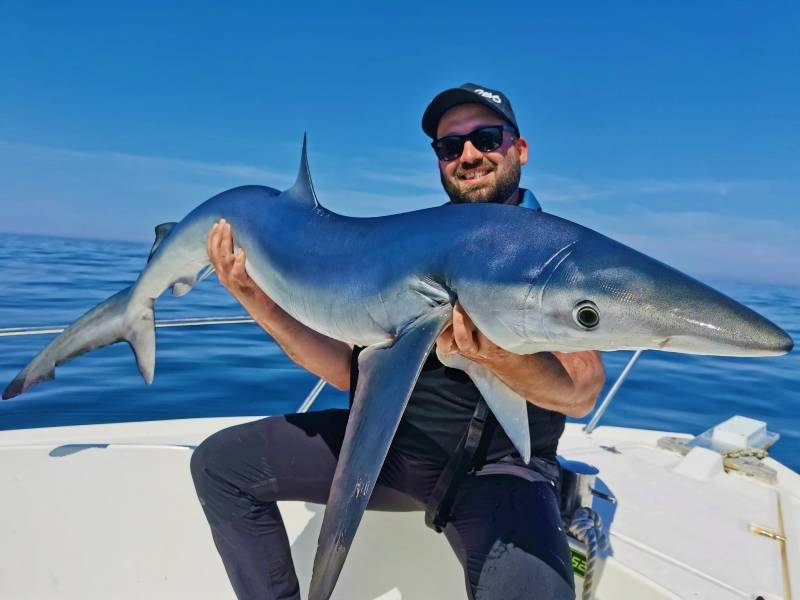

{"left": 431, "top": 125, "right": 516, "bottom": 161}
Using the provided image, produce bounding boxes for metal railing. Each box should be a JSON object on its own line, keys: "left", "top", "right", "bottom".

{"left": 297, "top": 378, "right": 327, "bottom": 413}
{"left": 1, "top": 316, "right": 642, "bottom": 424}
{"left": 584, "top": 350, "right": 643, "bottom": 434}
{"left": 297, "top": 350, "right": 646, "bottom": 425}
{"left": 0, "top": 315, "right": 255, "bottom": 338}
{"left": 0, "top": 315, "right": 328, "bottom": 413}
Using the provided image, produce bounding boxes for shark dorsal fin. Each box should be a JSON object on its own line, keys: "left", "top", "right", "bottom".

{"left": 286, "top": 133, "right": 320, "bottom": 208}
{"left": 148, "top": 222, "right": 177, "bottom": 263}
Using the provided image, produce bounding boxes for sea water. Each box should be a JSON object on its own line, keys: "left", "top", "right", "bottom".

{"left": 1, "top": 233, "right": 798, "bottom": 471}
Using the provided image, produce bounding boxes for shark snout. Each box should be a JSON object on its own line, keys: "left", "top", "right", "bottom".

{"left": 777, "top": 330, "right": 795, "bottom": 354}
{"left": 537, "top": 232, "right": 795, "bottom": 357}
{"left": 655, "top": 271, "right": 794, "bottom": 357}
{"left": 654, "top": 304, "right": 794, "bottom": 357}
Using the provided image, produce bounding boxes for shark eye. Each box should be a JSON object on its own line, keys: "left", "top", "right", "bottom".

{"left": 573, "top": 301, "right": 600, "bottom": 330}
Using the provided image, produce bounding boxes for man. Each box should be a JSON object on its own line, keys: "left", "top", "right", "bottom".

{"left": 191, "top": 83, "right": 605, "bottom": 600}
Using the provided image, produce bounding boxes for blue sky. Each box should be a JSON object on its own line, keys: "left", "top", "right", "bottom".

{"left": 1, "top": 2, "right": 798, "bottom": 284}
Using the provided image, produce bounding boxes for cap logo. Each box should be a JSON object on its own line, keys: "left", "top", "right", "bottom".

{"left": 473, "top": 88, "right": 502, "bottom": 104}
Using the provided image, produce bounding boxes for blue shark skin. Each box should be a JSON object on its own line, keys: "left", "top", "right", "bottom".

{"left": 3, "top": 138, "right": 793, "bottom": 600}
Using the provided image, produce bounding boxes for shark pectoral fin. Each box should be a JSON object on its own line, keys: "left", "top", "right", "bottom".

{"left": 309, "top": 307, "right": 450, "bottom": 600}
{"left": 436, "top": 350, "right": 532, "bottom": 464}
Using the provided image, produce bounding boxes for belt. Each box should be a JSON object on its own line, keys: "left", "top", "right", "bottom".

{"left": 424, "top": 398, "right": 497, "bottom": 533}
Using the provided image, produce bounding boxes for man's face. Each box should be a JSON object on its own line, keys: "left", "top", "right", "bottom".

{"left": 435, "top": 103, "right": 528, "bottom": 204}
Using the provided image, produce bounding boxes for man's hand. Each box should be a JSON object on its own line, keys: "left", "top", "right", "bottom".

{"left": 207, "top": 219, "right": 269, "bottom": 304}
{"left": 436, "top": 302, "right": 523, "bottom": 370}
{"left": 205, "top": 218, "right": 353, "bottom": 390}
{"left": 437, "top": 302, "right": 605, "bottom": 418}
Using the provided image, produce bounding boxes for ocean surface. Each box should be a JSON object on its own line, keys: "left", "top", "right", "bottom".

{"left": 1, "top": 233, "right": 798, "bottom": 472}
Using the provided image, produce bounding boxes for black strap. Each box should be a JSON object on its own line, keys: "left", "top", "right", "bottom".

{"left": 424, "top": 398, "right": 497, "bottom": 533}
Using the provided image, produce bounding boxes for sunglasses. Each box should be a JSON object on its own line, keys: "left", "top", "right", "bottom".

{"left": 431, "top": 125, "right": 517, "bottom": 161}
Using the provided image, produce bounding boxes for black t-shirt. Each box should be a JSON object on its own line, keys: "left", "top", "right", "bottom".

{"left": 350, "top": 347, "right": 565, "bottom": 466}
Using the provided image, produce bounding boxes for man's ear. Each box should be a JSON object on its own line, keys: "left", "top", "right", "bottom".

{"left": 516, "top": 136, "right": 529, "bottom": 166}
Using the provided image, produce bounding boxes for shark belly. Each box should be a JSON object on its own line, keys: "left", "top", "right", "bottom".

{"left": 244, "top": 249, "right": 435, "bottom": 346}
{"left": 231, "top": 202, "right": 453, "bottom": 347}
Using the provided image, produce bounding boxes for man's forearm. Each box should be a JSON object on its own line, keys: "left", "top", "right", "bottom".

{"left": 437, "top": 303, "right": 605, "bottom": 418}
{"left": 207, "top": 221, "right": 352, "bottom": 390}
{"left": 236, "top": 287, "right": 352, "bottom": 391}
{"left": 487, "top": 351, "right": 605, "bottom": 418}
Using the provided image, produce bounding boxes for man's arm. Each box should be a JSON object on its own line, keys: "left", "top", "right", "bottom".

{"left": 437, "top": 303, "right": 605, "bottom": 418}
{"left": 207, "top": 219, "right": 352, "bottom": 391}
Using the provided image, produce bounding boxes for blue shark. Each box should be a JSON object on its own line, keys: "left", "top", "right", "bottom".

{"left": 3, "top": 138, "right": 793, "bottom": 599}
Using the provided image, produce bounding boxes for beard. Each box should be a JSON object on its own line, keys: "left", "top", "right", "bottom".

{"left": 440, "top": 154, "right": 521, "bottom": 205}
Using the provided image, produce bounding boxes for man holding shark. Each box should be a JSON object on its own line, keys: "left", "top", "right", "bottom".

{"left": 4, "top": 73, "right": 789, "bottom": 598}
{"left": 197, "top": 83, "right": 604, "bottom": 599}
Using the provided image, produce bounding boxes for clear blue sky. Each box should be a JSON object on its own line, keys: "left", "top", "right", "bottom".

{"left": 1, "top": 2, "right": 798, "bottom": 284}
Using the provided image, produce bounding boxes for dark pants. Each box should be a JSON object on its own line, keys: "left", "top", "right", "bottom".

{"left": 190, "top": 409, "right": 575, "bottom": 600}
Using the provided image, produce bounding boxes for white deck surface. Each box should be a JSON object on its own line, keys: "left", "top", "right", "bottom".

{"left": 0, "top": 416, "right": 797, "bottom": 599}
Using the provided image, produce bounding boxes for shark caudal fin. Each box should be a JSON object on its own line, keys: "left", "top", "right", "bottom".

{"left": 2, "top": 286, "right": 155, "bottom": 399}
{"left": 1, "top": 221, "right": 174, "bottom": 399}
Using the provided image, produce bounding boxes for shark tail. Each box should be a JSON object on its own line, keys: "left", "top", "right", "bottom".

{"left": 2, "top": 286, "right": 155, "bottom": 399}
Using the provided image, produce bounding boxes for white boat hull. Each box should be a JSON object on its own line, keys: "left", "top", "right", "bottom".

{"left": 1, "top": 416, "right": 797, "bottom": 599}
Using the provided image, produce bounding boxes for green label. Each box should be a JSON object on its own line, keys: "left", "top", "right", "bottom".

{"left": 570, "top": 548, "right": 587, "bottom": 578}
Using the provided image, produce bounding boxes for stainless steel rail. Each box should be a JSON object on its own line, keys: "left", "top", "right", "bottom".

{"left": 0, "top": 315, "right": 255, "bottom": 337}
{"left": 301, "top": 349, "right": 647, "bottom": 424}
{"left": 0, "top": 314, "right": 332, "bottom": 413}
{"left": 2, "top": 317, "right": 639, "bottom": 424}
{"left": 584, "top": 349, "right": 643, "bottom": 434}
{"left": 298, "top": 378, "right": 327, "bottom": 413}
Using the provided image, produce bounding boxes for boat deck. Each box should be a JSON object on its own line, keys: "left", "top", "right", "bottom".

{"left": 0, "top": 417, "right": 797, "bottom": 599}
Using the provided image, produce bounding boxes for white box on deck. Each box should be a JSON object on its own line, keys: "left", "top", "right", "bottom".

{"left": 711, "top": 415, "right": 767, "bottom": 449}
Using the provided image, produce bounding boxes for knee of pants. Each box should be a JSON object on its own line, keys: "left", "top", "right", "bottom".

{"left": 190, "top": 425, "right": 266, "bottom": 523}
{"left": 190, "top": 429, "right": 228, "bottom": 502}
{"left": 190, "top": 433, "right": 210, "bottom": 482}
{"left": 473, "top": 540, "right": 575, "bottom": 600}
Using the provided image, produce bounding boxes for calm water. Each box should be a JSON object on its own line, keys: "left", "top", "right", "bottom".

{"left": 1, "top": 233, "right": 798, "bottom": 471}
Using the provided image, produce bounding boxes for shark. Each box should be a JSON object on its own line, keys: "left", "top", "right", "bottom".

{"left": 3, "top": 137, "right": 793, "bottom": 600}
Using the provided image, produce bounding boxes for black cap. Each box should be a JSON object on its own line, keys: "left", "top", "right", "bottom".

{"left": 421, "top": 83, "right": 519, "bottom": 139}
